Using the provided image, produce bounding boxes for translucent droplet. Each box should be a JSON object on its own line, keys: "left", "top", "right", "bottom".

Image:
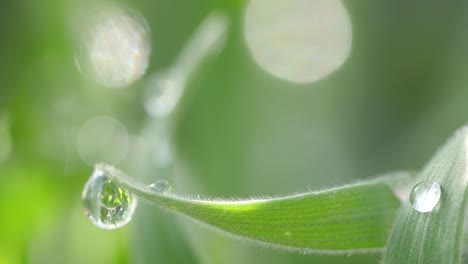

{"left": 82, "top": 168, "right": 137, "bottom": 229}
{"left": 410, "top": 181, "right": 441, "bottom": 213}
{"left": 149, "top": 180, "right": 174, "bottom": 194}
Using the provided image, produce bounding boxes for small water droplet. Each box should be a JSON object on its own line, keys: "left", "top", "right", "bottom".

{"left": 149, "top": 179, "right": 174, "bottom": 194}
{"left": 410, "top": 181, "right": 441, "bottom": 213}
{"left": 82, "top": 168, "right": 137, "bottom": 229}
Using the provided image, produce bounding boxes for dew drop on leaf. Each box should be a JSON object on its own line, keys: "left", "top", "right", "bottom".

{"left": 149, "top": 179, "right": 174, "bottom": 194}
{"left": 409, "top": 181, "right": 441, "bottom": 213}
{"left": 82, "top": 168, "right": 137, "bottom": 229}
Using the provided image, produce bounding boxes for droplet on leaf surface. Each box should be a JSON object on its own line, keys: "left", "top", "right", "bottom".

{"left": 410, "top": 181, "right": 441, "bottom": 213}
{"left": 82, "top": 167, "right": 137, "bottom": 229}
{"left": 149, "top": 179, "right": 174, "bottom": 194}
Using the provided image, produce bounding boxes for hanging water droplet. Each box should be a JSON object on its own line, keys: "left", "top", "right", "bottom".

{"left": 149, "top": 179, "right": 174, "bottom": 194}
{"left": 409, "top": 181, "right": 441, "bottom": 213}
{"left": 82, "top": 168, "right": 137, "bottom": 229}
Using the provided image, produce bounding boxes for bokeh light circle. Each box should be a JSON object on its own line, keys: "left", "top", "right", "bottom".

{"left": 76, "top": 5, "right": 151, "bottom": 88}
{"left": 244, "top": 0, "right": 352, "bottom": 84}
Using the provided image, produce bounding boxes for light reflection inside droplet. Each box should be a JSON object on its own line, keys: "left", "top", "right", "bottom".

{"left": 77, "top": 5, "right": 151, "bottom": 88}
{"left": 243, "top": 0, "right": 352, "bottom": 84}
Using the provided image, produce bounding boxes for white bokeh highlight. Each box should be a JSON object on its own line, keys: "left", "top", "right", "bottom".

{"left": 76, "top": 116, "right": 129, "bottom": 165}
{"left": 77, "top": 5, "right": 151, "bottom": 88}
{"left": 244, "top": 0, "right": 352, "bottom": 83}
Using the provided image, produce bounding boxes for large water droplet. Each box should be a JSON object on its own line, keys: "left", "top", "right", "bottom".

{"left": 149, "top": 179, "right": 174, "bottom": 194}
{"left": 410, "top": 181, "right": 441, "bottom": 213}
{"left": 82, "top": 168, "right": 137, "bottom": 229}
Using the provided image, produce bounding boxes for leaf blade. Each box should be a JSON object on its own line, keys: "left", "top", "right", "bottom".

{"left": 100, "top": 164, "right": 407, "bottom": 254}
{"left": 383, "top": 127, "right": 468, "bottom": 263}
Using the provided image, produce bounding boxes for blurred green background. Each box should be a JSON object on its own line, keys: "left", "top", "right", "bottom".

{"left": 2, "top": 0, "right": 468, "bottom": 263}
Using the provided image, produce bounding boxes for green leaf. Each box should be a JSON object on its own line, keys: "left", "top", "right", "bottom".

{"left": 99, "top": 164, "right": 408, "bottom": 254}
{"left": 384, "top": 127, "right": 468, "bottom": 263}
